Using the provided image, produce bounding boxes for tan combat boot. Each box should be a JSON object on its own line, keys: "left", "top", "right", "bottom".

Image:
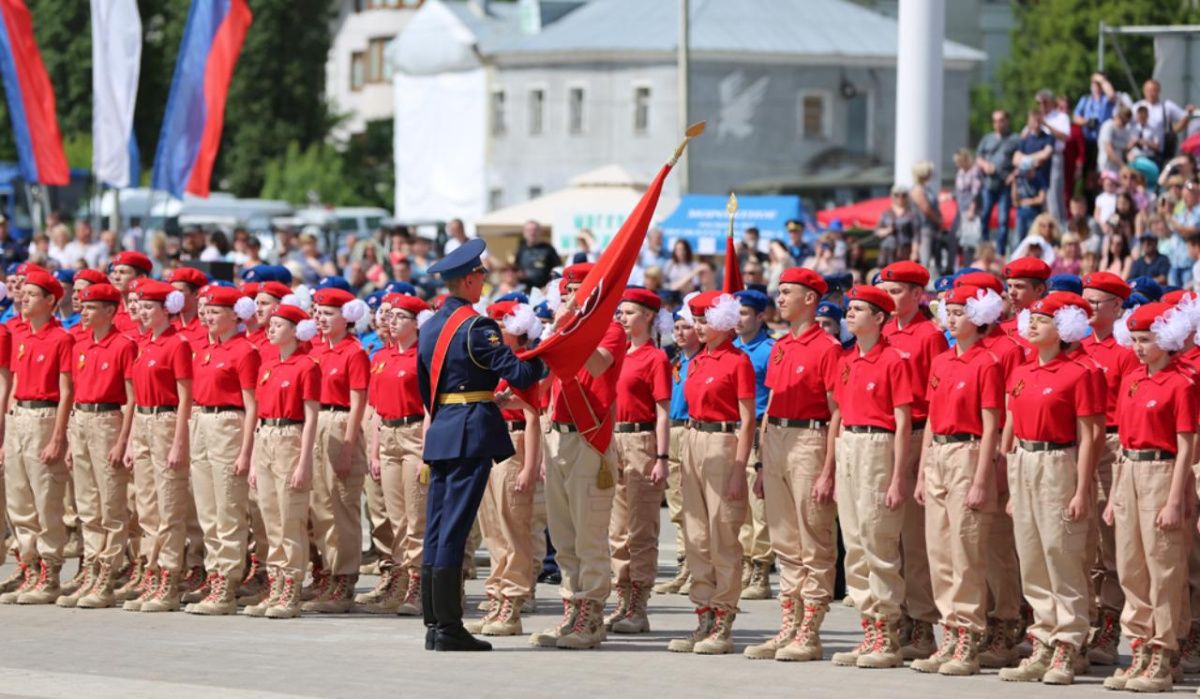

{"left": 1041, "top": 641, "right": 1078, "bottom": 685}
{"left": 740, "top": 557, "right": 752, "bottom": 587}
{"left": 300, "top": 568, "right": 329, "bottom": 602}
{"left": 694, "top": 607, "right": 737, "bottom": 655}
{"left": 55, "top": 562, "right": 97, "bottom": 608}
{"left": 939, "top": 627, "right": 984, "bottom": 676}
{"left": 235, "top": 554, "right": 267, "bottom": 605}
{"left": 265, "top": 574, "right": 302, "bottom": 619}
{"left": 603, "top": 583, "right": 631, "bottom": 631}
{"left": 77, "top": 560, "right": 119, "bottom": 609}
{"left": 242, "top": 569, "right": 281, "bottom": 617}
{"left": 0, "top": 561, "right": 32, "bottom": 599}
{"left": 466, "top": 594, "right": 500, "bottom": 634}
{"left": 857, "top": 616, "right": 903, "bottom": 669}
{"left": 1088, "top": 609, "right": 1120, "bottom": 666}
{"left": 113, "top": 558, "right": 145, "bottom": 601}
{"left": 304, "top": 574, "right": 355, "bottom": 613}
{"left": 911, "top": 624, "right": 957, "bottom": 673}
{"left": 999, "top": 637, "right": 1053, "bottom": 682}
{"left": 902, "top": 619, "right": 937, "bottom": 660}
{"left": 653, "top": 557, "right": 688, "bottom": 595}
{"left": 557, "top": 599, "right": 606, "bottom": 650}
{"left": 740, "top": 561, "right": 771, "bottom": 601}
{"left": 359, "top": 568, "right": 406, "bottom": 615}
{"left": 354, "top": 565, "right": 397, "bottom": 606}
{"left": 187, "top": 574, "right": 237, "bottom": 615}
{"left": 522, "top": 587, "right": 537, "bottom": 614}
{"left": 1125, "top": 644, "right": 1174, "bottom": 693}
{"left": 396, "top": 568, "right": 421, "bottom": 616}
{"left": 612, "top": 582, "right": 651, "bottom": 634}
{"left": 831, "top": 615, "right": 877, "bottom": 666}
{"left": 1104, "top": 638, "right": 1150, "bottom": 690}
{"left": 0, "top": 561, "right": 35, "bottom": 604}
{"left": 180, "top": 568, "right": 212, "bottom": 604}
{"left": 530, "top": 599, "right": 579, "bottom": 648}
{"left": 17, "top": 559, "right": 62, "bottom": 605}
{"left": 482, "top": 596, "right": 524, "bottom": 636}
{"left": 121, "top": 566, "right": 161, "bottom": 611}
{"left": 744, "top": 597, "right": 799, "bottom": 660}
{"left": 776, "top": 601, "right": 828, "bottom": 662}
{"left": 1179, "top": 623, "right": 1200, "bottom": 673}
{"left": 141, "top": 569, "right": 183, "bottom": 613}
{"left": 668, "top": 606, "right": 715, "bottom": 653}
{"left": 978, "top": 617, "right": 1018, "bottom": 668}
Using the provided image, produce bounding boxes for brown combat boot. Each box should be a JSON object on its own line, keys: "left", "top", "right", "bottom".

{"left": 482, "top": 596, "right": 524, "bottom": 636}
{"left": 242, "top": 568, "right": 280, "bottom": 617}
{"left": 0, "top": 560, "right": 32, "bottom": 599}
{"left": 179, "top": 567, "right": 210, "bottom": 603}
{"left": 603, "top": 583, "right": 631, "bottom": 631}
{"left": 265, "top": 574, "right": 302, "bottom": 619}
{"left": 668, "top": 606, "right": 715, "bottom": 653}
{"left": 901, "top": 619, "right": 937, "bottom": 660}
{"left": 530, "top": 599, "right": 578, "bottom": 648}
{"left": 55, "top": 562, "right": 97, "bottom": 608}
{"left": 939, "top": 626, "right": 984, "bottom": 676}
{"left": 740, "top": 560, "right": 771, "bottom": 600}
{"left": 556, "top": 600, "right": 606, "bottom": 650}
{"left": 303, "top": 574, "right": 355, "bottom": 613}
{"left": 16, "top": 559, "right": 61, "bottom": 605}
{"left": 396, "top": 568, "right": 421, "bottom": 616}
{"left": 857, "top": 616, "right": 903, "bottom": 668}
{"left": 694, "top": 607, "right": 737, "bottom": 655}
{"left": 355, "top": 565, "right": 397, "bottom": 606}
{"left": 359, "top": 568, "right": 406, "bottom": 615}
{"left": 978, "top": 617, "right": 1019, "bottom": 668}
{"left": 1179, "top": 623, "right": 1200, "bottom": 673}
{"left": 0, "top": 561, "right": 35, "bottom": 604}
{"left": 77, "top": 560, "right": 119, "bottom": 608}
{"left": 1087, "top": 608, "right": 1120, "bottom": 666}
{"left": 121, "top": 566, "right": 161, "bottom": 611}
{"left": 113, "top": 557, "right": 145, "bottom": 601}
{"left": 776, "top": 600, "right": 828, "bottom": 662}
{"left": 141, "top": 568, "right": 183, "bottom": 613}
{"left": 612, "top": 582, "right": 651, "bottom": 634}
{"left": 301, "top": 568, "right": 329, "bottom": 602}
{"left": 744, "top": 597, "right": 799, "bottom": 660}
{"left": 832, "top": 615, "right": 877, "bottom": 666}
{"left": 1104, "top": 638, "right": 1150, "bottom": 690}
{"left": 187, "top": 574, "right": 237, "bottom": 615}
{"left": 911, "top": 624, "right": 958, "bottom": 673}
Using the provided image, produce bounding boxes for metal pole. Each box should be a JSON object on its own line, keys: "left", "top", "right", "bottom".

{"left": 677, "top": 0, "right": 690, "bottom": 193}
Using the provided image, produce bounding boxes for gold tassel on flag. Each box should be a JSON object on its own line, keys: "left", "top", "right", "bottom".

{"left": 419, "top": 463, "right": 431, "bottom": 485}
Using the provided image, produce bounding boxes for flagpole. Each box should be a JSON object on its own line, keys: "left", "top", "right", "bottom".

{"left": 677, "top": 0, "right": 690, "bottom": 193}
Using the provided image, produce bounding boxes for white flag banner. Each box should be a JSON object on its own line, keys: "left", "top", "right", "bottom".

{"left": 91, "top": 0, "right": 141, "bottom": 188}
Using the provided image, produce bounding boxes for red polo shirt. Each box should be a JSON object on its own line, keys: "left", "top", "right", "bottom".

{"left": 1117, "top": 362, "right": 1198, "bottom": 453}
{"left": 834, "top": 338, "right": 915, "bottom": 431}
{"left": 5, "top": 314, "right": 27, "bottom": 336}
{"left": 881, "top": 312, "right": 947, "bottom": 424}
{"left": 131, "top": 326, "right": 193, "bottom": 407}
{"left": 246, "top": 326, "right": 268, "bottom": 351}
{"left": 256, "top": 349, "right": 321, "bottom": 421}
{"left": 1007, "top": 353, "right": 1102, "bottom": 444}
{"left": 0, "top": 323, "right": 11, "bottom": 370}
{"left": 981, "top": 325, "right": 1028, "bottom": 379}
{"left": 550, "top": 321, "right": 627, "bottom": 423}
{"left": 1069, "top": 347, "right": 1108, "bottom": 418}
{"left": 173, "top": 314, "right": 208, "bottom": 346}
{"left": 11, "top": 319, "right": 73, "bottom": 401}
{"left": 927, "top": 342, "right": 1005, "bottom": 437}
{"left": 310, "top": 334, "right": 370, "bottom": 408}
{"left": 370, "top": 342, "right": 423, "bottom": 420}
{"left": 192, "top": 334, "right": 260, "bottom": 408}
{"left": 72, "top": 327, "right": 137, "bottom": 404}
{"left": 765, "top": 323, "right": 841, "bottom": 421}
{"left": 114, "top": 307, "right": 139, "bottom": 335}
{"left": 1081, "top": 333, "right": 1140, "bottom": 427}
{"left": 684, "top": 337, "right": 756, "bottom": 422}
{"left": 616, "top": 342, "right": 671, "bottom": 424}
{"left": 998, "top": 316, "right": 1034, "bottom": 360}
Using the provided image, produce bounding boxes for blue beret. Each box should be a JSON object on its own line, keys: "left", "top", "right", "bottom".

{"left": 816, "top": 301, "right": 843, "bottom": 321}
{"left": 54, "top": 269, "right": 75, "bottom": 284}
{"left": 934, "top": 274, "right": 956, "bottom": 293}
{"left": 870, "top": 272, "right": 882, "bottom": 286}
{"left": 428, "top": 238, "right": 486, "bottom": 279}
{"left": 384, "top": 281, "right": 417, "bottom": 296}
{"left": 823, "top": 272, "right": 852, "bottom": 292}
{"left": 495, "top": 291, "right": 529, "bottom": 304}
{"left": 656, "top": 288, "right": 682, "bottom": 306}
{"left": 316, "top": 276, "right": 352, "bottom": 293}
{"left": 734, "top": 289, "right": 769, "bottom": 312}
{"left": 268, "top": 265, "right": 293, "bottom": 285}
{"left": 241, "top": 265, "right": 270, "bottom": 283}
{"left": 1047, "top": 274, "right": 1083, "bottom": 295}
{"left": 365, "top": 291, "right": 386, "bottom": 310}
{"left": 5, "top": 262, "right": 18, "bottom": 275}
{"left": 1128, "top": 276, "right": 1162, "bottom": 301}
{"left": 1123, "top": 292, "right": 1150, "bottom": 310}
{"left": 746, "top": 283, "right": 769, "bottom": 295}
{"left": 533, "top": 301, "right": 553, "bottom": 320}
{"left": 209, "top": 279, "right": 236, "bottom": 289}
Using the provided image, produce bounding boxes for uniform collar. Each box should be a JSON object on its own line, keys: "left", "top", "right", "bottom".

{"left": 703, "top": 337, "right": 737, "bottom": 357}
{"left": 949, "top": 339, "right": 988, "bottom": 363}
{"left": 1031, "top": 351, "right": 1072, "bottom": 372}
{"left": 852, "top": 336, "right": 890, "bottom": 364}
{"left": 787, "top": 323, "right": 827, "bottom": 345}
{"left": 81, "top": 325, "right": 120, "bottom": 347}
{"left": 25, "top": 317, "right": 60, "bottom": 337}
{"left": 886, "top": 311, "right": 928, "bottom": 335}
{"left": 735, "top": 328, "right": 770, "bottom": 350}
{"left": 323, "top": 334, "right": 357, "bottom": 352}
{"left": 147, "top": 325, "right": 178, "bottom": 344}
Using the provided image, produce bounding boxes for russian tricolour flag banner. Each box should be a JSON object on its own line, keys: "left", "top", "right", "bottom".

{"left": 92, "top": 0, "right": 142, "bottom": 189}
{"left": 0, "top": 0, "right": 68, "bottom": 186}
{"left": 152, "top": 0, "right": 252, "bottom": 198}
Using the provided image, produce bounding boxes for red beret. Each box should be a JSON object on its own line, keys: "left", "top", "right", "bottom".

{"left": 778, "top": 267, "right": 828, "bottom": 295}
{"left": 1162, "top": 289, "right": 1197, "bottom": 306}
{"left": 111, "top": 251, "right": 152, "bottom": 273}
{"left": 313, "top": 288, "right": 355, "bottom": 308}
{"left": 24, "top": 269, "right": 62, "bottom": 300}
{"left": 487, "top": 300, "right": 519, "bottom": 320}
{"left": 845, "top": 284, "right": 894, "bottom": 314}
{"left": 16, "top": 262, "right": 47, "bottom": 276}
{"left": 127, "top": 277, "right": 149, "bottom": 296}
{"left": 78, "top": 283, "right": 122, "bottom": 304}
{"left": 687, "top": 290, "right": 725, "bottom": 317}
{"left": 1081, "top": 272, "right": 1131, "bottom": 301}
{"left": 621, "top": 287, "right": 661, "bottom": 312}
{"left": 137, "top": 280, "right": 176, "bottom": 304}
{"left": 952, "top": 271, "right": 1004, "bottom": 295}
{"left": 1002, "top": 257, "right": 1051, "bottom": 281}
{"left": 879, "top": 261, "right": 930, "bottom": 287}
{"left": 256, "top": 282, "right": 291, "bottom": 300}
{"left": 240, "top": 282, "right": 260, "bottom": 298}
{"left": 204, "top": 286, "right": 242, "bottom": 308}
{"left": 168, "top": 267, "right": 208, "bottom": 288}
{"left": 563, "top": 263, "right": 594, "bottom": 284}
{"left": 1031, "top": 291, "right": 1093, "bottom": 319}
{"left": 272, "top": 303, "right": 310, "bottom": 325}
{"left": 74, "top": 269, "right": 108, "bottom": 286}
{"left": 389, "top": 294, "right": 429, "bottom": 316}
{"left": 943, "top": 284, "right": 982, "bottom": 306}
{"left": 1126, "top": 302, "right": 1174, "bottom": 332}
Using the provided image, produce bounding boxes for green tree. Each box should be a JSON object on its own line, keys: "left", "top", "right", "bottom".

{"left": 340, "top": 119, "right": 394, "bottom": 209}
{"left": 260, "top": 140, "right": 359, "bottom": 205}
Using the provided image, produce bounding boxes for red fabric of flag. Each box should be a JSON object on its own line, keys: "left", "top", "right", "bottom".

{"left": 723, "top": 233, "right": 743, "bottom": 293}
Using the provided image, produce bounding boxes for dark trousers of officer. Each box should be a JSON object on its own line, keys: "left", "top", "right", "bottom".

{"left": 422, "top": 458, "right": 493, "bottom": 642}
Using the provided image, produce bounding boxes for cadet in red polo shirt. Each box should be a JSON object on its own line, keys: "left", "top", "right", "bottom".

{"left": 55, "top": 283, "right": 137, "bottom": 610}
{"left": 168, "top": 267, "right": 208, "bottom": 346}
{"left": 0, "top": 270, "right": 75, "bottom": 605}
{"left": 245, "top": 303, "right": 321, "bottom": 620}
{"left": 469, "top": 298, "right": 545, "bottom": 636}
{"left": 305, "top": 288, "right": 370, "bottom": 614}
{"left": 69, "top": 270, "right": 108, "bottom": 342}
{"left": 186, "top": 286, "right": 260, "bottom": 616}
{"left": 743, "top": 268, "right": 842, "bottom": 663}
{"left": 878, "top": 260, "right": 946, "bottom": 659}
{"left": 829, "top": 285, "right": 914, "bottom": 670}
{"left": 247, "top": 282, "right": 290, "bottom": 353}
{"left": 998, "top": 292, "right": 1102, "bottom": 685}
{"left": 108, "top": 251, "right": 152, "bottom": 334}
{"left": 0, "top": 291, "right": 11, "bottom": 582}
{"left": 666, "top": 290, "right": 755, "bottom": 656}
{"left": 359, "top": 293, "right": 429, "bottom": 617}
{"left": 122, "top": 281, "right": 197, "bottom": 612}
{"left": 605, "top": 288, "right": 671, "bottom": 636}
{"left": 909, "top": 284, "right": 1005, "bottom": 676}
{"left": 1098, "top": 302, "right": 1197, "bottom": 692}
{"left": 998, "top": 258, "right": 1051, "bottom": 357}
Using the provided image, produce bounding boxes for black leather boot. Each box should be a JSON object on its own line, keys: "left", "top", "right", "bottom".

{"left": 432, "top": 566, "right": 491, "bottom": 651}
{"left": 422, "top": 564, "right": 436, "bottom": 650}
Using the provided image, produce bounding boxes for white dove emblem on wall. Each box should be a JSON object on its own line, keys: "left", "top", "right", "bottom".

{"left": 717, "top": 71, "right": 769, "bottom": 142}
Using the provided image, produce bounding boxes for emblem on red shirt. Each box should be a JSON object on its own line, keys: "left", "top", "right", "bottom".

{"left": 77, "top": 353, "right": 86, "bottom": 370}
{"left": 260, "top": 370, "right": 271, "bottom": 385}
{"left": 841, "top": 364, "right": 850, "bottom": 384}
{"left": 16, "top": 343, "right": 24, "bottom": 360}
{"left": 373, "top": 362, "right": 385, "bottom": 374}
{"left": 773, "top": 347, "right": 783, "bottom": 364}
{"left": 1128, "top": 380, "right": 1139, "bottom": 397}
{"left": 930, "top": 375, "right": 940, "bottom": 389}
{"left": 1012, "top": 380, "right": 1024, "bottom": 397}
{"left": 202, "top": 352, "right": 211, "bottom": 365}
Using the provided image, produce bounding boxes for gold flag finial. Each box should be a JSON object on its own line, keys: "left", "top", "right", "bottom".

{"left": 726, "top": 192, "right": 737, "bottom": 238}
{"left": 669, "top": 121, "right": 707, "bottom": 166}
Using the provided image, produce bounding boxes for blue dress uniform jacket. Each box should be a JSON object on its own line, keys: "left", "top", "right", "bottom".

{"left": 417, "top": 296, "right": 544, "bottom": 463}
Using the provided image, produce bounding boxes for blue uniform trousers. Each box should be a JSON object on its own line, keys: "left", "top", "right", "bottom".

{"left": 423, "top": 458, "right": 492, "bottom": 569}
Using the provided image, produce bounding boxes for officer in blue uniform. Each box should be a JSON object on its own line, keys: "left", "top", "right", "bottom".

{"left": 417, "top": 238, "right": 544, "bottom": 652}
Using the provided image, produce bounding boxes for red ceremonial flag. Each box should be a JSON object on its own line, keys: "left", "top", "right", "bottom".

{"left": 0, "top": 0, "right": 69, "bottom": 185}
{"left": 723, "top": 233, "right": 743, "bottom": 293}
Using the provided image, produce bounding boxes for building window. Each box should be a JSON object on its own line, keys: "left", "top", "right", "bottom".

{"left": 491, "top": 89, "right": 506, "bottom": 136}
{"left": 798, "top": 91, "right": 829, "bottom": 140}
{"left": 568, "top": 87, "right": 585, "bottom": 135}
{"left": 489, "top": 188, "right": 504, "bottom": 211}
{"left": 528, "top": 186, "right": 543, "bottom": 199}
{"left": 633, "top": 86, "right": 651, "bottom": 134}
{"left": 366, "top": 37, "right": 390, "bottom": 84}
{"left": 528, "top": 88, "right": 544, "bottom": 135}
{"left": 350, "top": 52, "right": 366, "bottom": 91}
